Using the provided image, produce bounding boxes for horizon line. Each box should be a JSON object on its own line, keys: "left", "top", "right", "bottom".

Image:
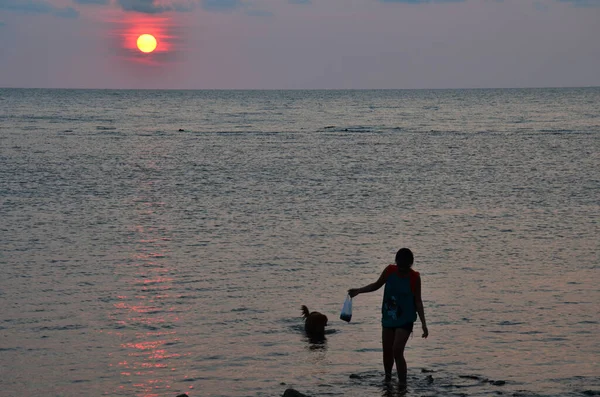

{"left": 1, "top": 85, "right": 599, "bottom": 91}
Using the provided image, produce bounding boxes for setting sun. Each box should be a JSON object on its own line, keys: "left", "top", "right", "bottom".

{"left": 137, "top": 34, "right": 157, "bottom": 53}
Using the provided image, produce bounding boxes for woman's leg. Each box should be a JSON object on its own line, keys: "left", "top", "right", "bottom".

{"left": 392, "top": 328, "right": 411, "bottom": 385}
{"left": 381, "top": 327, "right": 395, "bottom": 381}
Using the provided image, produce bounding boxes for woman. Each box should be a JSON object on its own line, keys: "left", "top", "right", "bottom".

{"left": 348, "top": 248, "right": 428, "bottom": 386}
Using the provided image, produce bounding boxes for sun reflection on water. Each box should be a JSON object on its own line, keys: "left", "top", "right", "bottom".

{"left": 106, "top": 187, "right": 191, "bottom": 397}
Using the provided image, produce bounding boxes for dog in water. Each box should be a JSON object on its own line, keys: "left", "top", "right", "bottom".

{"left": 301, "top": 305, "right": 328, "bottom": 339}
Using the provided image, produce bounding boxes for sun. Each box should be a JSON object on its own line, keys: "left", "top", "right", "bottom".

{"left": 137, "top": 34, "right": 157, "bottom": 53}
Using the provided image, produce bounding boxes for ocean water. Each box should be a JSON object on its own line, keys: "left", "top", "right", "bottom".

{"left": 0, "top": 88, "right": 598, "bottom": 397}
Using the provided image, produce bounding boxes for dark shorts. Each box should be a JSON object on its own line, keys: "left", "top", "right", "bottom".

{"left": 383, "top": 322, "right": 414, "bottom": 334}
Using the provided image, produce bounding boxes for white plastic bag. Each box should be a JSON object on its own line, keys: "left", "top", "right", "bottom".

{"left": 340, "top": 295, "right": 353, "bottom": 322}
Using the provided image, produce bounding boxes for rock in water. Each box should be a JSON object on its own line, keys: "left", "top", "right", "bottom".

{"left": 282, "top": 388, "right": 311, "bottom": 397}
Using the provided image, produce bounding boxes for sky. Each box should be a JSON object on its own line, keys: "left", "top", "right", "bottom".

{"left": 0, "top": 0, "right": 598, "bottom": 89}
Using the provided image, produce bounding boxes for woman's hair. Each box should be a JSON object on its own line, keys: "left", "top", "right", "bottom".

{"left": 395, "top": 248, "right": 414, "bottom": 268}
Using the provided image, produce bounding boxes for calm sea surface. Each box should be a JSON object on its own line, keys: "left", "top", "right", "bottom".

{"left": 0, "top": 88, "right": 598, "bottom": 397}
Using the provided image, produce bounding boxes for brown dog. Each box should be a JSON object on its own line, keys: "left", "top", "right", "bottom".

{"left": 301, "top": 305, "right": 328, "bottom": 338}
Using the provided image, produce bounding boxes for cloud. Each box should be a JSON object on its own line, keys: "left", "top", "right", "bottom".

{"left": 0, "top": 0, "right": 79, "bottom": 17}
{"left": 73, "top": 0, "right": 109, "bottom": 4}
{"left": 116, "top": 0, "right": 195, "bottom": 13}
{"left": 245, "top": 8, "right": 272, "bottom": 16}
{"left": 55, "top": 5, "right": 78, "bottom": 16}
{"left": 201, "top": 0, "right": 243, "bottom": 12}
{"left": 288, "top": 0, "right": 310, "bottom": 4}
{"left": 379, "top": 0, "right": 465, "bottom": 3}
{"left": 72, "top": 0, "right": 245, "bottom": 14}
{"left": 557, "top": 0, "right": 600, "bottom": 6}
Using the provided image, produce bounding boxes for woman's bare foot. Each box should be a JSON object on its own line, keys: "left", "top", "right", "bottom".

{"left": 398, "top": 371, "right": 407, "bottom": 388}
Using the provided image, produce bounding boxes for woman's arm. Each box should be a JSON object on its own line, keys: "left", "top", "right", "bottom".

{"left": 348, "top": 269, "right": 387, "bottom": 298}
{"left": 414, "top": 275, "right": 429, "bottom": 338}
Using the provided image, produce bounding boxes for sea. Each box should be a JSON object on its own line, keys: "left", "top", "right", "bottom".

{"left": 0, "top": 88, "right": 598, "bottom": 397}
